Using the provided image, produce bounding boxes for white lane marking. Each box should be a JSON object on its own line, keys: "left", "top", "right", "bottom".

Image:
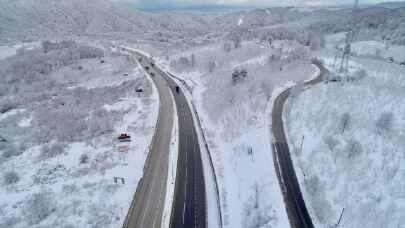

{"left": 140, "top": 165, "right": 158, "bottom": 227}
{"left": 183, "top": 200, "right": 186, "bottom": 225}
{"left": 153, "top": 155, "right": 169, "bottom": 228}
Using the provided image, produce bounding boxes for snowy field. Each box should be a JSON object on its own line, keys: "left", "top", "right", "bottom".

{"left": 0, "top": 43, "right": 39, "bottom": 61}
{"left": 0, "top": 42, "right": 159, "bottom": 228}
{"left": 161, "top": 40, "right": 318, "bottom": 228}
{"left": 351, "top": 41, "right": 405, "bottom": 64}
{"left": 285, "top": 47, "right": 405, "bottom": 227}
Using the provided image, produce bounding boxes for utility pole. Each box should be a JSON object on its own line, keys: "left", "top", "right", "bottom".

{"left": 299, "top": 135, "right": 305, "bottom": 154}
{"left": 336, "top": 208, "right": 345, "bottom": 228}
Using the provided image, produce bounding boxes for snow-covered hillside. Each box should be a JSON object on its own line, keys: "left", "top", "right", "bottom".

{"left": 2, "top": 0, "right": 405, "bottom": 47}
{"left": 285, "top": 46, "right": 405, "bottom": 227}
{"left": 0, "top": 42, "right": 159, "bottom": 228}
{"left": 0, "top": 0, "right": 212, "bottom": 43}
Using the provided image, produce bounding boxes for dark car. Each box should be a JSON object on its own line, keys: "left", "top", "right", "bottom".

{"left": 118, "top": 134, "right": 131, "bottom": 142}
{"left": 387, "top": 57, "right": 394, "bottom": 63}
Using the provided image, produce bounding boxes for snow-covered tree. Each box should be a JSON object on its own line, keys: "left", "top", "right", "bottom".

{"left": 346, "top": 139, "right": 362, "bottom": 158}
{"left": 232, "top": 68, "right": 248, "bottom": 85}
{"left": 223, "top": 42, "right": 232, "bottom": 53}
{"left": 2, "top": 144, "right": 22, "bottom": 158}
{"left": 23, "top": 192, "right": 56, "bottom": 225}
{"left": 3, "top": 171, "right": 20, "bottom": 185}
{"left": 242, "top": 182, "right": 276, "bottom": 228}
{"left": 40, "top": 142, "right": 65, "bottom": 159}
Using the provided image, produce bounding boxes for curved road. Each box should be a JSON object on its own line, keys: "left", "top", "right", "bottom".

{"left": 122, "top": 48, "right": 207, "bottom": 228}
{"left": 272, "top": 60, "right": 326, "bottom": 228}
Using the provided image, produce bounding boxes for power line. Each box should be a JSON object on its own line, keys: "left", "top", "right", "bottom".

{"left": 338, "top": 0, "right": 360, "bottom": 73}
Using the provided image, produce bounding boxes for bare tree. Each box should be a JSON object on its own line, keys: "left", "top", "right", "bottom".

{"left": 340, "top": 113, "right": 351, "bottom": 133}
{"left": 346, "top": 139, "right": 362, "bottom": 158}
{"left": 190, "top": 53, "right": 196, "bottom": 67}
{"left": 208, "top": 60, "right": 216, "bottom": 73}
{"left": 376, "top": 112, "right": 394, "bottom": 134}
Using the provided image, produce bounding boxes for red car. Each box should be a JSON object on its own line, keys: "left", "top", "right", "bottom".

{"left": 118, "top": 134, "right": 131, "bottom": 142}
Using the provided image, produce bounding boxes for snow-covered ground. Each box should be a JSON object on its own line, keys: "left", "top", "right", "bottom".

{"left": 0, "top": 42, "right": 159, "bottom": 227}
{"left": 285, "top": 39, "right": 405, "bottom": 227}
{"left": 351, "top": 41, "right": 405, "bottom": 63}
{"left": 0, "top": 43, "right": 39, "bottom": 61}
{"left": 160, "top": 40, "right": 318, "bottom": 228}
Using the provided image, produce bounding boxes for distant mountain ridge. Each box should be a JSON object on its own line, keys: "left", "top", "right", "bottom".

{"left": 0, "top": 0, "right": 213, "bottom": 42}
{"left": 378, "top": 1, "right": 405, "bottom": 8}
{"left": 0, "top": 0, "right": 404, "bottom": 45}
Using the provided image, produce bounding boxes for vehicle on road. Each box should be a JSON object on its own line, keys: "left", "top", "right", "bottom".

{"left": 387, "top": 57, "right": 394, "bottom": 63}
{"left": 136, "top": 88, "right": 143, "bottom": 93}
{"left": 118, "top": 133, "right": 131, "bottom": 142}
{"left": 175, "top": 86, "right": 180, "bottom": 94}
{"left": 400, "top": 61, "right": 405, "bottom": 66}
{"left": 327, "top": 75, "right": 342, "bottom": 83}
{"left": 123, "top": 73, "right": 129, "bottom": 76}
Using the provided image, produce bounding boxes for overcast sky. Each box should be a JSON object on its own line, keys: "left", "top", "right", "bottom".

{"left": 129, "top": 0, "right": 401, "bottom": 9}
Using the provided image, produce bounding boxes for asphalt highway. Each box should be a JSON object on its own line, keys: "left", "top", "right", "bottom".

{"left": 122, "top": 52, "right": 174, "bottom": 228}
{"left": 159, "top": 66, "right": 207, "bottom": 228}
{"left": 271, "top": 60, "right": 326, "bottom": 228}
{"left": 123, "top": 49, "right": 207, "bottom": 228}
